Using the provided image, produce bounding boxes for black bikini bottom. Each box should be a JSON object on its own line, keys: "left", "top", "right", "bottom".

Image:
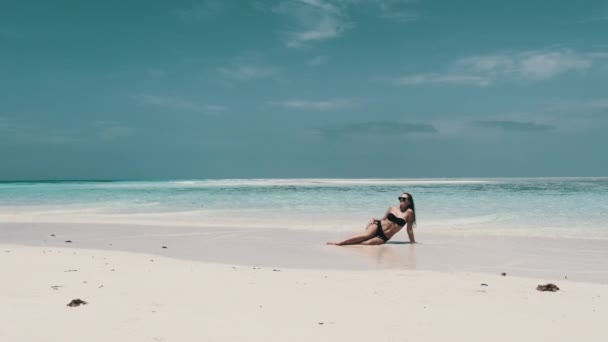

{"left": 374, "top": 221, "right": 389, "bottom": 242}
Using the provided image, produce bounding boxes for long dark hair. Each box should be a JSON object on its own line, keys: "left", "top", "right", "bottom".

{"left": 402, "top": 192, "right": 416, "bottom": 225}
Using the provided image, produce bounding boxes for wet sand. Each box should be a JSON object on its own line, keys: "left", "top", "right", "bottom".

{"left": 2, "top": 222, "right": 608, "bottom": 283}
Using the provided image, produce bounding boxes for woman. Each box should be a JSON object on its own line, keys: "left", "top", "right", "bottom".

{"left": 327, "top": 193, "right": 416, "bottom": 245}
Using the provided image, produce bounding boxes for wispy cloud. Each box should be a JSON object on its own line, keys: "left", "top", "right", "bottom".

{"left": 0, "top": 117, "right": 75, "bottom": 144}
{"left": 588, "top": 52, "right": 608, "bottom": 59}
{"left": 217, "top": 65, "right": 281, "bottom": 81}
{"left": 457, "top": 50, "right": 592, "bottom": 81}
{"left": 393, "top": 74, "right": 490, "bottom": 86}
{"left": 474, "top": 120, "right": 555, "bottom": 132}
{"left": 134, "top": 94, "right": 228, "bottom": 114}
{"left": 88, "top": 121, "right": 135, "bottom": 142}
{"left": 377, "top": 10, "right": 419, "bottom": 22}
{"left": 544, "top": 98, "right": 608, "bottom": 120}
{"left": 585, "top": 99, "right": 608, "bottom": 109}
{"left": 313, "top": 121, "right": 438, "bottom": 139}
{"left": 0, "top": 117, "right": 31, "bottom": 142}
{"left": 549, "top": 98, "right": 608, "bottom": 110}
{"left": 0, "top": 118, "right": 133, "bottom": 144}
{"left": 204, "top": 105, "right": 229, "bottom": 113}
{"left": 271, "top": 99, "right": 355, "bottom": 111}
{"left": 308, "top": 55, "right": 329, "bottom": 66}
{"left": 275, "top": 0, "right": 352, "bottom": 48}
{"left": 573, "top": 15, "right": 608, "bottom": 24}
{"left": 374, "top": 0, "right": 420, "bottom": 22}
{"left": 270, "top": 0, "right": 418, "bottom": 48}
{"left": 393, "top": 48, "right": 600, "bottom": 87}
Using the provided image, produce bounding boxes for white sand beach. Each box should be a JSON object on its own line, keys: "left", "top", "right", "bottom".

{"left": 1, "top": 223, "right": 608, "bottom": 342}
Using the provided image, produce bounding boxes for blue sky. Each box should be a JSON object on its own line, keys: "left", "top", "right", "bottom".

{"left": 1, "top": 0, "right": 607, "bottom": 180}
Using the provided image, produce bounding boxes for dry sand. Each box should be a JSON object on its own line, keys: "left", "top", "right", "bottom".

{"left": 1, "top": 242, "right": 607, "bottom": 342}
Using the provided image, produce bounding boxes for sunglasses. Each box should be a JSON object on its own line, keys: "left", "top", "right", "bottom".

{"left": 398, "top": 197, "right": 409, "bottom": 202}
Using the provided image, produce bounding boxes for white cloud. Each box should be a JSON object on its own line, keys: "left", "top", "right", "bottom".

{"left": 275, "top": 0, "right": 352, "bottom": 48}
{"left": 341, "top": 0, "right": 419, "bottom": 22}
{"left": 135, "top": 94, "right": 227, "bottom": 114}
{"left": 271, "top": 0, "right": 417, "bottom": 48}
{"left": 373, "top": 0, "right": 420, "bottom": 22}
{"left": 271, "top": 99, "right": 355, "bottom": 110}
{"left": 393, "top": 73, "right": 490, "bottom": 86}
{"left": 217, "top": 65, "right": 280, "bottom": 80}
{"left": 518, "top": 51, "right": 591, "bottom": 80}
{"left": 394, "top": 49, "right": 599, "bottom": 87}
{"left": 456, "top": 50, "right": 592, "bottom": 81}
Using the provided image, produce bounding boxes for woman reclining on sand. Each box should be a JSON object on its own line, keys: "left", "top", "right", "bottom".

{"left": 327, "top": 192, "right": 416, "bottom": 246}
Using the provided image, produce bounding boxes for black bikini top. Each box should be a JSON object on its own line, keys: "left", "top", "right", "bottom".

{"left": 387, "top": 213, "right": 406, "bottom": 226}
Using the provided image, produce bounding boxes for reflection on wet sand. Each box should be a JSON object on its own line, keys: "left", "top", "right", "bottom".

{"left": 333, "top": 243, "right": 418, "bottom": 269}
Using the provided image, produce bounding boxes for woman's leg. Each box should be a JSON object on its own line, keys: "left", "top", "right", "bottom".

{"left": 361, "top": 237, "right": 385, "bottom": 245}
{"left": 327, "top": 221, "right": 378, "bottom": 245}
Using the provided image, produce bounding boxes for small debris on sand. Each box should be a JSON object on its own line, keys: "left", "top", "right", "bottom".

{"left": 161, "top": 246, "right": 167, "bottom": 249}
{"left": 537, "top": 283, "right": 560, "bottom": 292}
{"left": 480, "top": 283, "right": 488, "bottom": 286}
{"left": 273, "top": 269, "right": 281, "bottom": 272}
{"left": 65, "top": 240, "right": 72, "bottom": 243}
{"left": 501, "top": 272, "right": 507, "bottom": 276}
{"left": 50, "top": 285, "right": 63, "bottom": 290}
{"left": 67, "top": 299, "right": 87, "bottom": 307}
{"left": 50, "top": 234, "right": 55, "bottom": 237}
{"left": 64, "top": 269, "right": 78, "bottom": 272}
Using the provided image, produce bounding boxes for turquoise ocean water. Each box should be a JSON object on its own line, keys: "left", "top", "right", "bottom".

{"left": 1, "top": 178, "right": 607, "bottom": 239}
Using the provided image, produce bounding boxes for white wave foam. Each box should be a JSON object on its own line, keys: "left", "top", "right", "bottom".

{"left": 423, "top": 214, "right": 508, "bottom": 228}
{"left": 164, "top": 178, "right": 497, "bottom": 187}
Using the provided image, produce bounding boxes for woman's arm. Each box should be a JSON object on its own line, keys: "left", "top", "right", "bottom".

{"left": 405, "top": 210, "right": 415, "bottom": 243}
